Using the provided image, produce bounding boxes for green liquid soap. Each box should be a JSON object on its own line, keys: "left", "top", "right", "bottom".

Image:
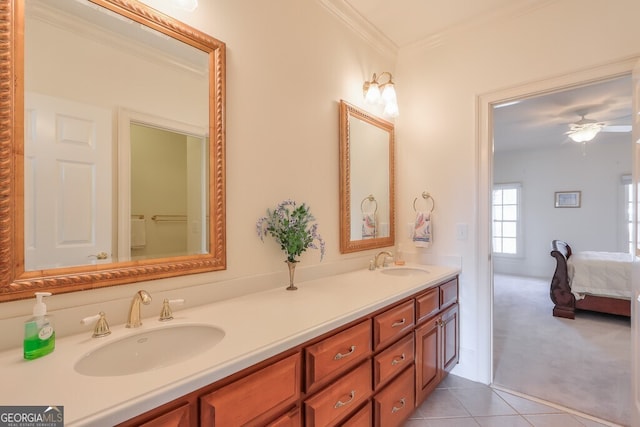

{"left": 23, "top": 292, "right": 56, "bottom": 360}
{"left": 23, "top": 330, "right": 55, "bottom": 360}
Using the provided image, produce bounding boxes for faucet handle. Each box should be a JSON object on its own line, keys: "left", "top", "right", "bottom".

{"left": 159, "top": 298, "right": 185, "bottom": 322}
{"left": 81, "top": 311, "right": 111, "bottom": 338}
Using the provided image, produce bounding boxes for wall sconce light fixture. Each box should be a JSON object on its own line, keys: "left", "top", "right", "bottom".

{"left": 363, "top": 72, "right": 399, "bottom": 117}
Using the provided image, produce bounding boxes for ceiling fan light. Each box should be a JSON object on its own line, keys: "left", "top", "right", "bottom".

{"left": 568, "top": 126, "right": 601, "bottom": 143}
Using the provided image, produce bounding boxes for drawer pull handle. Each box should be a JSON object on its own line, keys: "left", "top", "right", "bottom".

{"left": 391, "top": 318, "right": 406, "bottom": 328}
{"left": 334, "top": 345, "right": 356, "bottom": 360}
{"left": 391, "top": 353, "right": 406, "bottom": 366}
{"left": 391, "top": 397, "right": 406, "bottom": 413}
{"left": 334, "top": 390, "right": 356, "bottom": 408}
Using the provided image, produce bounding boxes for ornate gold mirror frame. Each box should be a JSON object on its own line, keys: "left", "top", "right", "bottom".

{"left": 0, "top": 0, "right": 226, "bottom": 302}
{"left": 339, "top": 100, "right": 395, "bottom": 253}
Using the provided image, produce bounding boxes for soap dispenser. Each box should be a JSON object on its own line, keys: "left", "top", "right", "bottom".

{"left": 23, "top": 292, "right": 55, "bottom": 360}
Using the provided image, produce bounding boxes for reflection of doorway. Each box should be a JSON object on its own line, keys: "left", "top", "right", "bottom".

{"left": 489, "top": 75, "right": 632, "bottom": 424}
{"left": 117, "top": 109, "right": 208, "bottom": 261}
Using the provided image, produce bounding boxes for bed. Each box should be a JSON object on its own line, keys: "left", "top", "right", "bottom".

{"left": 549, "top": 240, "right": 631, "bottom": 319}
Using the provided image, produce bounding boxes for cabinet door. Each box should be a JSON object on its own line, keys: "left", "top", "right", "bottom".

{"left": 373, "top": 366, "right": 415, "bottom": 427}
{"left": 415, "top": 316, "right": 441, "bottom": 405}
{"left": 442, "top": 304, "right": 459, "bottom": 373}
{"left": 200, "top": 353, "right": 301, "bottom": 426}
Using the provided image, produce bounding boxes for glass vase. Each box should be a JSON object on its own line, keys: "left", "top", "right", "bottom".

{"left": 285, "top": 260, "right": 298, "bottom": 291}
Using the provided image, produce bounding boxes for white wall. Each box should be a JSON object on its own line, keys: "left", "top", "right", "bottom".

{"left": 493, "top": 139, "right": 632, "bottom": 277}
{"left": 395, "top": 0, "right": 640, "bottom": 382}
{"left": 0, "top": 0, "right": 397, "bottom": 350}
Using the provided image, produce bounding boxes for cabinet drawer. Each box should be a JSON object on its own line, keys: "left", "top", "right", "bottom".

{"left": 304, "top": 361, "right": 372, "bottom": 427}
{"left": 373, "top": 366, "right": 415, "bottom": 427}
{"left": 266, "top": 407, "right": 301, "bottom": 427}
{"left": 341, "top": 401, "right": 372, "bottom": 427}
{"left": 138, "top": 402, "right": 191, "bottom": 427}
{"left": 305, "top": 320, "right": 371, "bottom": 391}
{"left": 440, "top": 278, "right": 458, "bottom": 309}
{"left": 373, "top": 334, "right": 414, "bottom": 390}
{"left": 373, "top": 300, "right": 415, "bottom": 350}
{"left": 200, "top": 352, "right": 301, "bottom": 426}
{"left": 416, "top": 287, "right": 439, "bottom": 324}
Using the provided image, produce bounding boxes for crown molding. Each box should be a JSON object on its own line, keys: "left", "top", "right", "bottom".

{"left": 316, "top": 0, "right": 398, "bottom": 60}
{"left": 402, "top": 0, "right": 561, "bottom": 52}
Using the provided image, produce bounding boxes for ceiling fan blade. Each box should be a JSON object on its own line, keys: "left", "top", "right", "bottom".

{"left": 602, "top": 125, "right": 632, "bottom": 132}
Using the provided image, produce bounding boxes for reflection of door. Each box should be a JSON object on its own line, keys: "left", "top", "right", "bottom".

{"left": 24, "top": 93, "right": 112, "bottom": 270}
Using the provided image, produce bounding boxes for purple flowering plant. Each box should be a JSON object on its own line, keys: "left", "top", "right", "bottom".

{"left": 256, "top": 199, "right": 326, "bottom": 263}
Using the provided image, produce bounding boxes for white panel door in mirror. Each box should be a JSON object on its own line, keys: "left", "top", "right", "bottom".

{"left": 25, "top": 93, "right": 112, "bottom": 270}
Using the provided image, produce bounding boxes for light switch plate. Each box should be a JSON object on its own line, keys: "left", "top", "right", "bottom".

{"left": 456, "top": 223, "right": 468, "bottom": 240}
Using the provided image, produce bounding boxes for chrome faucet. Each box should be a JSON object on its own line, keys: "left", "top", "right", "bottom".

{"left": 126, "top": 290, "right": 152, "bottom": 328}
{"left": 375, "top": 251, "right": 393, "bottom": 268}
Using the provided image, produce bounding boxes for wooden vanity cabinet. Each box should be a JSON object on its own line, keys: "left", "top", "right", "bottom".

{"left": 118, "top": 275, "right": 459, "bottom": 427}
{"left": 415, "top": 278, "right": 459, "bottom": 405}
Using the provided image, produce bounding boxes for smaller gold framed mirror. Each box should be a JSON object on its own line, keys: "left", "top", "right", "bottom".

{"left": 339, "top": 100, "right": 395, "bottom": 253}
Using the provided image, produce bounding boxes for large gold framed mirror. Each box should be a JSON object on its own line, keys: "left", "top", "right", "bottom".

{"left": 339, "top": 100, "right": 395, "bottom": 253}
{"left": 0, "top": 0, "right": 226, "bottom": 302}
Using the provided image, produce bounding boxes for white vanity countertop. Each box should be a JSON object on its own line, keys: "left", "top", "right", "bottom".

{"left": 0, "top": 263, "right": 459, "bottom": 426}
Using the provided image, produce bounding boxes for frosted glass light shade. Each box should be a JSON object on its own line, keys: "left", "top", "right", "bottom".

{"left": 383, "top": 100, "right": 399, "bottom": 118}
{"left": 568, "top": 127, "right": 601, "bottom": 143}
{"left": 365, "top": 83, "right": 381, "bottom": 104}
{"left": 381, "top": 84, "right": 397, "bottom": 104}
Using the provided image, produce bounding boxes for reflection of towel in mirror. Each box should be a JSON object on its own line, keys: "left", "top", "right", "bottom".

{"left": 131, "top": 218, "right": 146, "bottom": 249}
{"left": 362, "top": 212, "right": 377, "bottom": 239}
{"left": 413, "top": 211, "right": 431, "bottom": 248}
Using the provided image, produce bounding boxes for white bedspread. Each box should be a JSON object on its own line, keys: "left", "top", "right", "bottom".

{"left": 567, "top": 251, "right": 632, "bottom": 300}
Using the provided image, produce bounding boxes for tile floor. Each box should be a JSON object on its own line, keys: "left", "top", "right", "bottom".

{"left": 404, "top": 374, "right": 621, "bottom": 427}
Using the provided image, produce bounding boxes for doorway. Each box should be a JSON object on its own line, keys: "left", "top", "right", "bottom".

{"left": 478, "top": 61, "right": 636, "bottom": 426}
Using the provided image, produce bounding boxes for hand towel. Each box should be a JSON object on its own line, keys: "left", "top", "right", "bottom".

{"left": 131, "top": 218, "right": 146, "bottom": 249}
{"left": 413, "top": 211, "right": 432, "bottom": 248}
{"left": 362, "top": 212, "right": 377, "bottom": 239}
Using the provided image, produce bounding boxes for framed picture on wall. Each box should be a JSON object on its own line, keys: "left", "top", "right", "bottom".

{"left": 554, "top": 191, "right": 581, "bottom": 208}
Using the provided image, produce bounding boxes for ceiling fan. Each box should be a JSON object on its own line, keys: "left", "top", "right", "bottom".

{"left": 566, "top": 114, "right": 631, "bottom": 143}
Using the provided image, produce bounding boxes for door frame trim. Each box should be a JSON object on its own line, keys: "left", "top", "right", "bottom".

{"left": 477, "top": 55, "right": 638, "bottom": 384}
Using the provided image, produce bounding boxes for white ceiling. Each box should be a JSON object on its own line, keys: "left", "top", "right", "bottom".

{"left": 341, "top": 0, "right": 632, "bottom": 152}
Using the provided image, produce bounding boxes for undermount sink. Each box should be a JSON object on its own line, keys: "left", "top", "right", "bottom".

{"left": 74, "top": 324, "right": 225, "bottom": 377}
{"left": 380, "top": 267, "right": 429, "bottom": 277}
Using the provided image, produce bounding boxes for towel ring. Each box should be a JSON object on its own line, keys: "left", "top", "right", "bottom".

{"left": 413, "top": 192, "right": 435, "bottom": 213}
{"left": 361, "top": 194, "right": 378, "bottom": 214}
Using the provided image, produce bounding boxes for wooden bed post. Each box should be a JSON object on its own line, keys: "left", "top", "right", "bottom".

{"left": 550, "top": 240, "right": 576, "bottom": 319}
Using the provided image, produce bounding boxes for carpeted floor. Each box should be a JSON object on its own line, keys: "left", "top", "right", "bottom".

{"left": 493, "top": 274, "right": 631, "bottom": 426}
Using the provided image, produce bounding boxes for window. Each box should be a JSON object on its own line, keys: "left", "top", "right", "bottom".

{"left": 492, "top": 183, "right": 521, "bottom": 255}
{"left": 622, "top": 174, "right": 632, "bottom": 253}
